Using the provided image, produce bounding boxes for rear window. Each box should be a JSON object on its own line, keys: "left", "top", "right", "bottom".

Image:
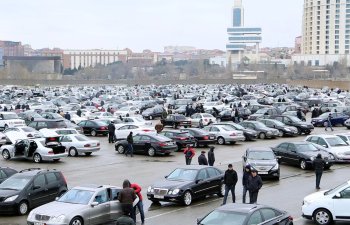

{"left": 75, "top": 135, "right": 90, "bottom": 141}
{"left": 95, "top": 121, "right": 108, "bottom": 126}
{"left": 175, "top": 115, "right": 186, "bottom": 120}
{"left": 153, "top": 135, "right": 171, "bottom": 142}
{"left": 47, "top": 121, "right": 66, "bottom": 128}
{"left": 21, "top": 127, "right": 36, "bottom": 132}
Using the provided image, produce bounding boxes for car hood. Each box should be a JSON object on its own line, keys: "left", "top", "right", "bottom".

{"left": 0, "top": 189, "right": 21, "bottom": 198}
{"left": 304, "top": 190, "right": 328, "bottom": 202}
{"left": 31, "top": 201, "right": 88, "bottom": 216}
{"left": 247, "top": 159, "right": 277, "bottom": 167}
{"left": 152, "top": 179, "right": 192, "bottom": 189}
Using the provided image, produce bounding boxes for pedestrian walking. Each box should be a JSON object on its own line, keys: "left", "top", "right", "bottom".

{"left": 313, "top": 154, "right": 324, "bottom": 190}
{"left": 118, "top": 180, "right": 137, "bottom": 223}
{"left": 108, "top": 121, "right": 116, "bottom": 143}
{"left": 126, "top": 132, "right": 134, "bottom": 157}
{"left": 222, "top": 164, "right": 238, "bottom": 205}
{"left": 208, "top": 146, "right": 215, "bottom": 166}
{"left": 325, "top": 113, "right": 334, "bottom": 131}
{"left": 247, "top": 169, "right": 263, "bottom": 204}
{"left": 64, "top": 112, "right": 71, "bottom": 121}
{"left": 184, "top": 144, "right": 195, "bottom": 165}
{"left": 130, "top": 183, "right": 145, "bottom": 224}
{"left": 198, "top": 151, "right": 208, "bottom": 165}
{"left": 242, "top": 165, "right": 251, "bottom": 203}
{"left": 77, "top": 109, "right": 82, "bottom": 117}
{"left": 297, "top": 108, "right": 303, "bottom": 120}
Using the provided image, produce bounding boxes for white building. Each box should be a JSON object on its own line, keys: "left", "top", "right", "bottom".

{"left": 209, "top": 55, "right": 227, "bottom": 67}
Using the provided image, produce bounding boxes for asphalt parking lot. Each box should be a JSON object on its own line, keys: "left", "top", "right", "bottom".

{"left": 1, "top": 121, "right": 350, "bottom": 225}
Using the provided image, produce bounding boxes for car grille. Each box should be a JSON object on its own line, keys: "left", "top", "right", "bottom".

{"left": 154, "top": 188, "right": 168, "bottom": 196}
{"left": 35, "top": 214, "right": 51, "bottom": 221}
{"left": 255, "top": 166, "right": 272, "bottom": 171}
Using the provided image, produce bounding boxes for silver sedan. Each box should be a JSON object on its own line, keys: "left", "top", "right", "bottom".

{"left": 60, "top": 134, "right": 100, "bottom": 157}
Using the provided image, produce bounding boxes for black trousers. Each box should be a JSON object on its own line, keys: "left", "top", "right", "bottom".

{"left": 249, "top": 191, "right": 259, "bottom": 204}
{"left": 108, "top": 132, "right": 114, "bottom": 143}
{"left": 185, "top": 157, "right": 192, "bottom": 165}
{"left": 316, "top": 171, "right": 323, "bottom": 188}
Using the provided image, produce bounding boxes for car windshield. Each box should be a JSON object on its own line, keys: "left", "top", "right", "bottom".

{"left": 0, "top": 176, "right": 31, "bottom": 190}
{"left": 95, "top": 121, "right": 108, "bottom": 126}
{"left": 248, "top": 151, "right": 275, "bottom": 160}
{"left": 325, "top": 137, "right": 348, "bottom": 147}
{"left": 75, "top": 135, "right": 90, "bottom": 141}
{"left": 271, "top": 120, "right": 285, "bottom": 126}
{"left": 296, "top": 144, "right": 319, "bottom": 151}
{"left": 167, "top": 169, "right": 198, "bottom": 181}
{"left": 231, "top": 123, "right": 244, "bottom": 130}
{"left": 203, "top": 114, "right": 213, "bottom": 118}
{"left": 200, "top": 210, "right": 247, "bottom": 225}
{"left": 58, "top": 189, "right": 94, "bottom": 205}
{"left": 2, "top": 114, "right": 19, "bottom": 120}
{"left": 289, "top": 116, "right": 302, "bottom": 122}
{"left": 324, "top": 182, "right": 349, "bottom": 196}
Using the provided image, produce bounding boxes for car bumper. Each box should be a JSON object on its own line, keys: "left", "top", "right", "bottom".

{"left": 177, "top": 140, "right": 196, "bottom": 147}
{"left": 197, "top": 139, "right": 216, "bottom": 145}
{"left": 97, "top": 130, "right": 109, "bottom": 135}
{"left": 225, "top": 136, "right": 246, "bottom": 142}
{"left": 27, "top": 220, "right": 68, "bottom": 225}
{"left": 266, "top": 133, "right": 278, "bottom": 138}
{"left": 244, "top": 133, "right": 258, "bottom": 140}
{"left": 0, "top": 202, "right": 18, "bottom": 214}
{"left": 41, "top": 153, "right": 68, "bottom": 161}
{"left": 157, "top": 146, "right": 177, "bottom": 155}
{"left": 76, "top": 147, "right": 100, "bottom": 153}
{"left": 283, "top": 130, "right": 299, "bottom": 136}
{"left": 147, "top": 193, "right": 182, "bottom": 203}
{"left": 256, "top": 169, "right": 279, "bottom": 178}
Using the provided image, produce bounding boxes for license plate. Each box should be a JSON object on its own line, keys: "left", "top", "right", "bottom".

{"left": 258, "top": 172, "right": 268, "bottom": 174}
{"left": 35, "top": 223, "right": 44, "bottom": 225}
{"left": 209, "top": 137, "right": 215, "bottom": 140}
{"left": 154, "top": 195, "right": 164, "bottom": 199}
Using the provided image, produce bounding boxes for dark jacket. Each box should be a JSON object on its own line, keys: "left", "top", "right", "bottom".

{"left": 127, "top": 134, "right": 133, "bottom": 144}
{"left": 64, "top": 113, "right": 71, "bottom": 120}
{"left": 242, "top": 167, "right": 251, "bottom": 186}
{"left": 184, "top": 147, "right": 195, "bottom": 159}
{"left": 313, "top": 158, "right": 324, "bottom": 173}
{"left": 198, "top": 154, "right": 208, "bottom": 165}
{"left": 117, "top": 187, "right": 136, "bottom": 205}
{"left": 208, "top": 150, "right": 215, "bottom": 166}
{"left": 108, "top": 123, "right": 116, "bottom": 133}
{"left": 116, "top": 215, "right": 135, "bottom": 225}
{"left": 247, "top": 175, "right": 263, "bottom": 193}
{"left": 224, "top": 169, "right": 238, "bottom": 186}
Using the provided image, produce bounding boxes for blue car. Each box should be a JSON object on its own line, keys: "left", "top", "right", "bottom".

{"left": 311, "top": 112, "right": 349, "bottom": 127}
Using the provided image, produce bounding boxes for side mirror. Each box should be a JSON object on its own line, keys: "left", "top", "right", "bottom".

{"left": 196, "top": 179, "right": 203, "bottom": 184}
{"left": 91, "top": 201, "right": 99, "bottom": 207}
{"left": 33, "top": 185, "right": 41, "bottom": 190}
{"left": 164, "top": 175, "right": 168, "bottom": 179}
{"left": 334, "top": 193, "right": 341, "bottom": 198}
{"left": 322, "top": 145, "right": 328, "bottom": 148}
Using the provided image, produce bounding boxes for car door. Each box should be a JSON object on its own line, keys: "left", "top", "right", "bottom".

{"left": 85, "top": 121, "right": 94, "bottom": 134}
{"left": 60, "top": 135, "right": 73, "bottom": 149}
{"left": 286, "top": 143, "right": 300, "bottom": 165}
{"left": 89, "top": 189, "right": 111, "bottom": 225}
{"left": 133, "top": 135, "right": 146, "bottom": 152}
{"left": 246, "top": 210, "right": 264, "bottom": 225}
{"left": 209, "top": 127, "right": 220, "bottom": 137}
{"left": 333, "top": 186, "right": 350, "bottom": 219}
{"left": 28, "top": 174, "right": 50, "bottom": 208}
{"left": 206, "top": 168, "right": 222, "bottom": 195}
{"left": 44, "top": 172, "right": 61, "bottom": 201}
{"left": 109, "top": 188, "right": 122, "bottom": 221}
{"left": 259, "top": 208, "right": 286, "bottom": 225}
{"left": 190, "top": 114, "right": 199, "bottom": 127}
{"left": 273, "top": 143, "right": 288, "bottom": 162}
{"left": 192, "top": 169, "right": 211, "bottom": 197}
{"left": 78, "top": 121, "right": 87, "bottom": 134}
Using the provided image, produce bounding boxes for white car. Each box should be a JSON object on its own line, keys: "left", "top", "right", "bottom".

{"left": 4, "top": 126, "right": 43, "bottom": 139}
{"left": 203, "top": 102, "right": 226, "bottom": 111}
{"left": 122, "top": 117, "right": 152, "bottom": 126}
{"left": 1, "top": 131, "right": 67, "bottom": 163}
{"left": 43, "top": 128, "right": 80, "bottom": 135}
{"left": 88, "top": 112, "right": 115, "bottom": 120}
{"left": 190, "top": 113, "right": 217, "bottom": 127}
{"left": 336, "top": 133, "right": 350, "bottom": 144}
{"left": 203, "top": 124, "right": 245, "bottom": 145}
{"left": 302, "top": 180, "right": 350, "bottom": 225}
{"left": 60, "top": 134, "right": 100, "bottom": 157}
{"left": 305, "top": 134, "right": 350, "bottom": 162}
{"left": 114, "top": 124, "right": 155, "bottom": 140}
{"left": 0, "top": 112, "right": 26, "bottom": 130}
{"left": 113, "top": 106, "right": 139, "bottom": 117}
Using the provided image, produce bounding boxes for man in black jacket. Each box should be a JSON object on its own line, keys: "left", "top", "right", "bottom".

{"left": 108, "top": 121, "right": 116, "bottom": 143}
{"left": 313, "top": 153, "right": 324, "bottom": 189}
{"left": 242, "top": 165, "right": 251, "bottom": 203}
{"left": 222, "top": 164, "right": 238, "bottom": 205}
{"left": 208, "top": 146, "right": 215, "bottom": 166}
{"left": 126, "top": 132, "right": 134, "bottom": 157}
{"left": 198, "top": 151, "right": 208, "bottom": 165}
{"left": 247, "top": 170, "right": 263, "bottom": 204}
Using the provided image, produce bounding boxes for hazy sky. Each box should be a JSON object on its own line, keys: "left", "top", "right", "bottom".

{"left": 1, "top": 0, "right": 304, "bottom": 51}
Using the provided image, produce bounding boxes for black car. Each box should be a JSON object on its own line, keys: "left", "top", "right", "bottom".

{"left": 115, "top": 133, "right": 177, "bottom": 157}
{"left": 40, "top": 112, "right": 63, "bottom": 120}
{"left": 0, "top": 167, "right": 17, "bottom": 184}
{"left": 248, "top": 107, "right": 281, "bottom": 121}
{"left": 27, "top": 119, "right": 67, "bottom": 130}
{"left": 197, "top": 203, "right": 293, "bottom": 225}
{"left": 259, "top": 119, "right": 299, "bottom": 137}
{"left": 142, "top": 106, "right": 165, "bottom": 120}
{"left": 218, "top": 109, "right": 251, "bottom": 122}
{"left": 180, "top": 128, "right": 216, "bottom": 147}
{"left": 77, "top": 120, "right": 109, "bottom": 136}
{"left": 161, "top": 114, "right": 191, "bottom": 129}
{"left": 270, "top": 115, "right": 314, "bottom": 135}
{"left": 242, "top": 147, "right": 280, "bottom": 180}
{"left": 213, "top": 122, "right": 258, "bottom": 141}
{"left": 147, "top": 165, "right": 224, "bottom": 206}
{"left": 240, "top": 121, "right": 279, "bottom": 139}
{"left": 160, "top": 130, "right": 196, "bottom": 151}
{"left": 272, "top": 141, "right": 334, "bottom": 170}
{"left": 247, "top": 104, "right": 266, "bottom": 114}
{"left": 0, "top": 168, "right": 67, "bottom": 215}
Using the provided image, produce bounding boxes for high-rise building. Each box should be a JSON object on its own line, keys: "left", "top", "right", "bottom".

{"left": 226, "top": 0, "right": 262, "bottom": 67}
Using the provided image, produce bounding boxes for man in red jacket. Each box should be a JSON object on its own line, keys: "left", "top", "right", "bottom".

{"left": 130, "top": 183, "right": 145, "bottom": 224}
{"left": 184, "top": 144, "right": 196, "bottom": 165}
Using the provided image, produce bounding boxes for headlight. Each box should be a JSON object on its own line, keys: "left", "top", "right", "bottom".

{"left": 336, "top": 152, "right": 344, "bottom": 157}
{"left": 49, "top": 215, "right": 65, "bottom": 223}
{"left": 271, "top": 164, "right": 279, "bottom": 170}
{"left": 172, "top": 189, "right": 180, "bottom": 195}
{"left": 303, "top": 199, "right": 313, "bottom": 206}
{"left": 329, "top": 154, "right": 335, "bottom": 160}
{"left": 4, "top": 195, "right": 18, "bottom": 202}
{"left": 284, "top": 128, "right": 291, "bottom": 132}
{"left": 300, "top": 124, "right": 307, "bottom": 127}
{"left": 147, "top": 186, "right": 154, "bottom": 193}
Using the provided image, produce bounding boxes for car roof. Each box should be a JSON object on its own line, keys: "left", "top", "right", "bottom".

{"left": 176, "top": 165, "right": 212, "bottom": 170}
{"left": 247, "top": 147, "right": 272, "bottom": 152}
{"left": 215, "top": 203, "right": 263, "bottom": 213}
{"left": 72, "top": 184, "right": 120, "bottom": 191}
{"left": 307, "top": 134, "right": 339, "bottom": 138}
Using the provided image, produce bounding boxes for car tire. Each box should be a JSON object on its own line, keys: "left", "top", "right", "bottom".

{"left": 33, "top": 153, "right": 42, "bottom": 163}
{"left": 305, "top": 130, "right": 311, "bottom": 135}
{"left": 300, "top": 159, "right": 307, "bottom": 170}
{"left": 18, "top": 201, "right": 29, "bottom": 215}
{"left": 193, "top": 141, "right": 198, "bottom": 148}
{"left": 84, "top": 152, "right": 92, "bottom": 156}
{"left": 297, "top": 128, "right": 302, "bottom": 135}
{"left": 182, "top": 191, "right": 193, "bottom": 206}
{"left": 69, "top": 147, "right": 78, "bottom": 157}
{"left": 116, "top": 145, "right": 125, "bottom": 154}
{"left": 151, "top": 200, "right": 160, "bottom": 204}
{"left": 313, "top": 208, "right": 333, "bottom": 225}
{"left": 217, "top": 137, "right": 225, "bottom": 145}
{"left": 259, "top": 132, "right": 266, "bottom": 139}
{"left": 91, "top": 130, "right": 97, "bottom": 137}
{"left": 239, "top": 117, "right": 244, "bottom": 122}
{"left": 218, "top": 183, "right": 225, "bottom": 197}
{"left": 148, "top": 147, "right": 156, "bottom": 157}
{"left": 2, "top": 149, "right": 10, "bottom": 160}
{"left": 278, "top": 130, "right": 284, "bottom": 137}
{"left": 324, "top": 165, "right": 331, "bottom": 170}
{"left": 69, "top": 217, "right": 84, "bottom": 225}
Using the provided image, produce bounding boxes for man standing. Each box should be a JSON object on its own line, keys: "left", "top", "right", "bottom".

{"left": 325, "top": 113, "right": 334, "bottom": 131}
{"left": 242, "top": 165, "right": 251, "bottom": 204}
{"left": 77, "top": 109, "right": 82, "bottom": 117}
{"left": 126, "top": 132, "right": 134, "bottom": 157}
{"left": 64, "top": 112, "right": 71, "bottom": 121}
{"left": 198, "top": 151, "right": 208, "bottom": 165}
{"left": 313, "top": 154, "right": 324, "bottom": 190}
{"left": 222, "top": 164, "right": 238, "bottom": 205}
{"left": 118, "top": 180, "right": 137, "bottom": 223}
{"left": 184, "top": 144, "right": 195, "bottom": 165}
{"left": 297, "top": 108, "right": 303, "bottom": 120}
{"left": 130, "top": 183, "right": 145, "bottom": 225}
{"left": 108, "top": 121, "right": 116, "bottom": 143}
{"left": 247, "top": 170, "right": 263, "bottom": 204}
{"left": 208, "top": 146, "right": 215, "bottom": 166}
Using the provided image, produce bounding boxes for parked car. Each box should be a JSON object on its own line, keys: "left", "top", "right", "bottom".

{"left": 0, "top": 167, "right": 17, "bottom": 183}
{"left": 142, "top": 106, "right": 166, "bottom": 120}
{"left": 0, "top": 168, "right": 67, "bottom": 215}
{"left": 115, "top": 133, "right": 177, "bottom": 156}
{"left": 203, "top": 125, "right": 245, "bottom": 145}
{"left": 198, "top": 203, "right": 293, "bottom": 225}
{"left": 272, "top": 141, "right": 334, "bottom": 170}
{"left": 4, "top": 126, "right": 43, "bottom": 139}
{"left": 242, "top": 147, "right": 280, "bottom": 179}
{"left": 302, "top": 180, "right": 350, "bottom": 225}
{"left": 240, "top": 121, "right": 279, "bottom": 139}
{"left": 27, "top": 119, "right": 67, "bottom": 131}
{"left": 114, "top": 124, "right": 155, "bottom": 140}
{"left": 160, "top": 130, "right": 196, "bottom": 151}
{"left": 180, "top": 128, "right": 216, "bottom": 147}
{"left": 0, "top": 112, "right": 26, "bottom": 130}
{"left": 77, "top": 120, "right": 109, "bottom": 136}
{"left": 60, "top": 134, "right": 100, "bottom": 157}
{"left": 270, "top": 115, "right": 314, "bottom": 135}
{"left": 122, "top": 116, "right": 152, "bottom": 126}
{"left": 213, "top": 122, "right": 258, "bottom": 141}
{"left": 282, "top": 111, "right": 306, "bottom": 121}
{"left": 311, "top": 112, "right": 349, "bottom": 127}
{"left": 190, "top": 113, "right": 217, "bottom": 127}
{"left": 248, "top": 107, "right": 281, "bottom": 121}
{"left": 147, "top": 165, "right": 224, "bottom": 206}
{"left": 259, "top": 119, "right": 298, "bottom": 137}
{"left": 113, "top": 106, "right": 139, "bottom": 117}
{"left": 161, "top": 114, "right": 191, "bottom": 129}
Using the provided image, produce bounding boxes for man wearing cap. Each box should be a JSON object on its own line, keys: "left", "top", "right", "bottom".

{"left": 222, "top": 164, "right": 238, "bottom": 205}
{"left": 208, "top": 146, "right": 215, "bottom": 166}
{"left": 247, "top": 169, "right": 263, "bottom": 204}
{"left": 198, "top": 151, "right": 208, "bottom": 165}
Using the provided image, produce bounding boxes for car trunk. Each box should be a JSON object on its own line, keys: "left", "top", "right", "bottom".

{"left": 45, "top": 137, "right": 66, "bottom": 154}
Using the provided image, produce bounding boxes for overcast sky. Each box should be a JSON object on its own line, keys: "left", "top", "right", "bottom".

{"left": 1, "top": 0, "right": 303, "bottom": 51}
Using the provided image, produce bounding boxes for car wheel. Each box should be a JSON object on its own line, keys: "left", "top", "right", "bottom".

{"left": 69, "top": 217, "right": 83, "bottom": 225}
{"left": 182, "top": 191, "right": 193, "bottom": 206}
{"left": 259, "top": 132, "right": 266, "bottom": 139}
{"left": 91, "top": 130, "right": 97, "bottom": 137}
{"left": 297, "top": 128, "right": 302, "bottom": 135}
{"left": 239, "top": 117, "right": 244, "bottom": 122}
{"left": 33, "top": 153, "right": 42, "bottom": 163}
{"left": 218, "top": 183, "right": 225, "bottom": 197}
{"left": 84, "top": 152, "right": 92, "bottom": 156}
{"left": 278, "top": 130, "right": 284, "bottom": 137}
{"left": 324, "top": 165, "right": 331, "bottom": 170}
{"left": 176, "top": 144, "right": 182, "bottom": 152}
{"left": 18, "top": 201, "right": 29, "bottom": 215}
{"left": 2, "top": 149, "right": 10, "bottom": 160}
{"left": 69, "top": 147, "right": 78, "bottom": 157}
{"left": 305, "top": 130, "right": 311, "bottom": 135}
{"left": 217, "top": 137, "right": 225, "bottom": 145}
{"left": 116, "top": 145, "right": 125, "bottom": 154}
{"left": 300, "top": 159, "right": 307, "bottom": 170}
{"left": 313, "top": 208, "right": 332, "bottom": 225}
{"left": 149, "top": 115, "right": 153, "bottom": 120}
{"left": 172, "top": 123, "right": 177, "bottom": 129}
{"left": 148, "top": 147, "right": 156, "bottom": 157}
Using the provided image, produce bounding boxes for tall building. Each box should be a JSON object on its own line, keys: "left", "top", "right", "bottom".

{"left": 0, "top": 41, "right": 24, "bottom": 56}
{"left": 226, "top": 0, "right": 262, "bottom": 67}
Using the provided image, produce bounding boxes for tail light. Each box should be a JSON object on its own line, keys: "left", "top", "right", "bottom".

{"left": 204, "top": 119, "right": 208, "bottom": 122}
{"left": 100, "top": 127, "right": 106, "bottom": 130}
{"left": 27, "top": 134, "right": 33, "bottom": 137}
{"left": 203, "top": 136, "right": 209, "bottom": 140}
{"left": 84, "top": 144, "right": 91, "bottom": 147}
{"left": 48, "top": 150, "right": 54, "bottom": 154}
{"left": 177, "top": 137, "right": 187, "bottom": 140}
{"left": 288, "top": 216, "right": 293, "bottom": 221}
{"left": 142, "top": 129, "right": 151, "bottom": 132}
{"left": 158, "top": 142, "right": 167, "bottom": 147}
{"left": 230, "top": 133, "right": 236, "bottom": 136}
